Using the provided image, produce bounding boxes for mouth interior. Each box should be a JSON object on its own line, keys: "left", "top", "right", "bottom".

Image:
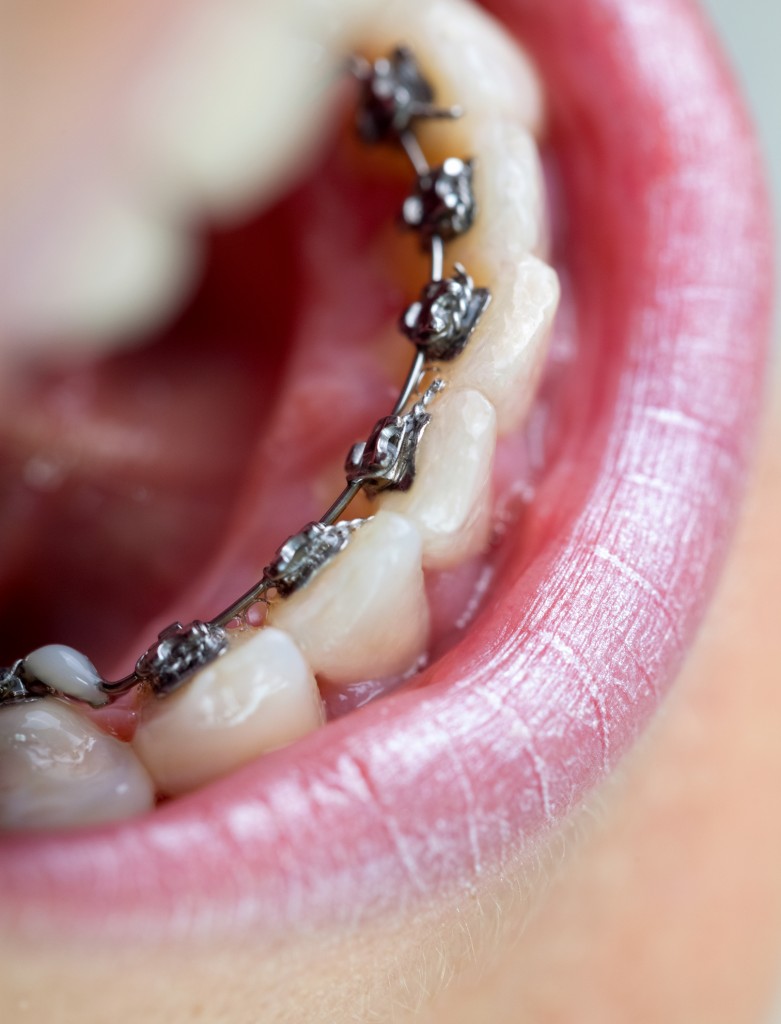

{"left": 0, "top": 110, "right": 583, "bottom": 711}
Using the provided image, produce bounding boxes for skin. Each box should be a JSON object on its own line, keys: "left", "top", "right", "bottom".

{"left": 1, "top": 1, "right": 780, "bottom": 1022}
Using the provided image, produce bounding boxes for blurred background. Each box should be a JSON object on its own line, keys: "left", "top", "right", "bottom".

{"left": 702, "top": 0, "right": 779, "bottom": 370}
{"left": 691, "top": 3, "right": 780, "bottom": 1019}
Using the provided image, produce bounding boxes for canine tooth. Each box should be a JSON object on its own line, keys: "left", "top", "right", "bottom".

{"left": 380, "top": 387, "right": 496, "bottom": 569}
{"left": 268, "top": 510, "right": 428, "bottom": 685}
{"left": 443, "top": 255, "right": 560, "bottom": 434}
{"left": 132, "top": 627, "right": 323, "bottom": 797}
{"left": 24, "top": 645, "right": 107, "bottom": 708}
{"left": 0, "top": 699, "right": 155, "bottom": 831}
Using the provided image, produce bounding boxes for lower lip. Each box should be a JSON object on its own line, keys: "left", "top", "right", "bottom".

{"left": 0, "top": 0, "right": 772, "bottom": 941}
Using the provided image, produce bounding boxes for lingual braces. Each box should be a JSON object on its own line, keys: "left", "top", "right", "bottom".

{"left": 0, "top": 45, "right": 491, "bottom": 710}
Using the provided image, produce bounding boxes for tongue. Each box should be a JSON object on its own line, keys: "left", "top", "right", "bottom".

{"left": 0, "top": 123, "right": 431, "bottom": 677}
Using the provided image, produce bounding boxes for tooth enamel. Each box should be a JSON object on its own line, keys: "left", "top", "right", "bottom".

{"left": 132, "top": 627, "right": 323, "bottom": 797}
{"left": 122, "top": 0, "right": 385, "bottom": 219}
{"left": 364, "top": 0, "right": 557, "bottom": 432}
{"left": 369, "top": 0, "right": 545, "bottom": 134}
{"left": 0, "top": 699, "right": 155, "bottom": 830}
{"left": 268, "top": 510, "right": 429, "bottom": 685}
{"left": 0, "top": 0, "right": 558, "bottom": 833}
{"left": 443, "top": 255, "right": 560, "bottom": 433}
{"left": 380, "top": 387, "right": 496, "bottom": 569}
{"left": 453, "top": 118, "right": 548, "bottom": 263}
{"left": 3, "top": 192, "right": 198, "bottom": 354}
{"left": 24, "top": 645, "right": 107, "bottom": 708}
{"left": 3, "top": 1, "right": 386, "bottom": 348}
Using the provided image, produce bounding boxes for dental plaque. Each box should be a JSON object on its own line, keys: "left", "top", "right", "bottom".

{"left": 0, "top": 41, "right": 560, "bottom": 829}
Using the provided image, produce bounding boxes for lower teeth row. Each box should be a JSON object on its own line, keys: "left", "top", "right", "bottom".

{"left": 0, "top": 40, "right": 559, "bottom": 830}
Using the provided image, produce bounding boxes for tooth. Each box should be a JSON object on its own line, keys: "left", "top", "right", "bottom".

{"left": 0, "top": 1, "right": 554, "bottom": 826}
{"left": 122, "top": 0, "right": 385, "bottom": 219}
{"left": 24, "top": 645, "right": 108, "bottom": 708}
{"left": 268, "top": 510, "right": 429, "bottom": 685}
{"left": 380, "top": 387, "right": 496, "bottom": 569}
{"left": 365, "top": 1, "right": 557, "bottom": 431}
{"left": 2, "top": 1, "right": 386, "bottom": 349}
{"left": 371, "top": 0, "right": 546, "bottom": 135}
{"left": 452, "top": 118, "right": 548, "bottom": 263}
{"left": 0, "top": 699, "right": 155, "bottom": 831}
{"left": 2, "top": 190, "right": 198, "bottom": 355}
{"left": 132, "top": 627, "right": 323, "bottom": 797}
{"left": 443, "top": 255, "right": 560, "bottom": 433}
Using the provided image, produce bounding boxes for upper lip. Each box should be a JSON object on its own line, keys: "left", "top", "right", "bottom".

{"left": 0, "top": 0, "right": 772, "bottom": 941}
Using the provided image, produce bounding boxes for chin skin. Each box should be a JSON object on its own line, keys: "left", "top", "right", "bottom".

{"left": 0, "top": 0, "right": 779, "bottom": 1021}
{"left": 4, "top": 405, "right": 779, "bottom": 1024}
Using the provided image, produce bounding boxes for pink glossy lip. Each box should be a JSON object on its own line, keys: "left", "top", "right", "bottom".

{"left": 0, "top": 0, "right": 772, "bottom": 940}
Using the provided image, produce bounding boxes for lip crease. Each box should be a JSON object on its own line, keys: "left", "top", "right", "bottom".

{"left": 0, "top": 0, "right": 772, "bottom": 941}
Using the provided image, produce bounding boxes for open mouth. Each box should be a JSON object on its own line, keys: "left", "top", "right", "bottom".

{"left": 0, "top": 0, "right": 772, "bottom": 944}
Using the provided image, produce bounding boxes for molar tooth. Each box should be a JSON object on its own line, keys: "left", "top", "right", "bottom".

{"left": 133, "top": 627, "right": 323, "bottom": 797}
{"left": 380, "top": 387, "right": 497, "bottom": 570}
{"left": 0, "top": 699, "right": 155, "bottom": 831}
{"left": 268, "top": 510, "right": 428, "bottom": 685}
{"left": 442, "top": 255, "right": 560, "bottom": 434}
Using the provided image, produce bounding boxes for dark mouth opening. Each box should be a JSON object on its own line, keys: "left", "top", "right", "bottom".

{"left": 0, "top": 101, "right": 584, "bottom": 705}
{"left": 0, "top": 179, "right": 300, "bottom": 670}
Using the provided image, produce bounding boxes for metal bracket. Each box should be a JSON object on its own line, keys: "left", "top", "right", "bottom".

{"left": 401, "top": 264, "right": 490, "bottom": 361}
{"left": 263, "top": 519, "right": 367, "bottom": 597}
{"left": 135, "top": 621, "right": 229, "bottom": 698}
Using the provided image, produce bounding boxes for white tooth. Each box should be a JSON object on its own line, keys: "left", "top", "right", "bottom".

{"left": 444, "top": 255, "right": 560, "bottom": 433}
{"left": 453, "top": 118, "right": 548, "bottom": 263}
{"left": 132, "top": 627, "right": 323, "bottom": 798}
{"left": 123, "top": 0, "right": 384, "bottom": 219}
{"left": 367, "top": 0, "right": 558, "bottom": 431}
{"left": 2, "top": 191, "right": 197, "bottom": 355}
{"left": 24, "top": 645, "right": 107, "bottom": 708}
{"left": 370, "top": 0, "right": 545, "bottom": 134}
{"left": 380, "top": 387, "right": 496, "bottom": 570}
{"left": 2, "top": 1, "right": 388, "bottom": 349}
{"left": 0, "top": 699, "right": 155, "bottom": 831}
{"left": 268, "top": 510, "right": 428, "bottom": 685}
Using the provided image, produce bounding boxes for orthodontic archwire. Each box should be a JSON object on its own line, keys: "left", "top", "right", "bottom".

{"left": 0, "top": 45, "right": 491, "bottom": 712}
